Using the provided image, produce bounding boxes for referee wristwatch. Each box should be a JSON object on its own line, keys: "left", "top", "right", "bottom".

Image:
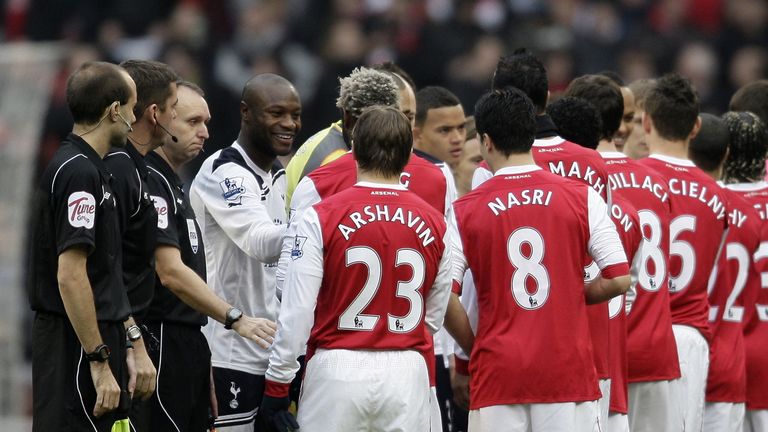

{"left": 224, "top": 307, "right": 243, "bottom": 330}
{"left": 126, "top": 324, "right": 142, "bottom": 342}
{"left": 85, "top": 344, "right": 111, "bottom": 363}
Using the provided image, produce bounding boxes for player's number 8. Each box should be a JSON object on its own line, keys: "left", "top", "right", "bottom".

{"left": 637, "top": 210, "right": 665, "bottom": 292}
{"left": 339, "top": 247, "right": 425, "bottom": 333}
{"left": 508, "top": 227, "right": 550, "bottom": 310}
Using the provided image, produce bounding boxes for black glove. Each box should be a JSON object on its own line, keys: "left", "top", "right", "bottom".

{"left": 260, "top": 395, "right": 300, "bottom": 432}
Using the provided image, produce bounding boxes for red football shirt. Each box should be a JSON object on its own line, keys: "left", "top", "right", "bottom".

{"left": 454, "top": 165, "right": 628, "bottom": 407}
{"left": 706, "top": 188, "right": 760, "bottom": 403}
{"left": 641, "top": 155, "right": 728, "bottom": 341}
{"left": 601, "top": 152, "right": 681, "bottom": 383}
{"left": 532, "top": 137, "right": 612, "bottom": 379}
{"left": 606, "top": 190, "right": 643, "bottom": 414}
{"left": 726, "top": 182, "right": 768, "bottom": 409}
{"left": 265, "top": 183, "right": 454, "bottom": 397}
{"left": 279, "top": 152, "right": 452, "bottom": 385}
{"left": 304, "top": 151, "right": 448, "bottom": 215}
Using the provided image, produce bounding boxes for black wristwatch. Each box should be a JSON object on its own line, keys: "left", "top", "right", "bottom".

{"left": 126, "top": 324, "right": 142, "bottom": 342}
{"left": 85, "top": 344, "right": 111, "bottom": 362}
{"left": 224, "top": 307, "right": 243, "bottom": 330}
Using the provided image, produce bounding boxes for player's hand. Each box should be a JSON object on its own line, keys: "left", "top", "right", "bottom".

{"left": 261, "top": 395, "right": 299, "bottom": 432}
{"left": 131, "top": 342, "right": 157, "bottom": 400}
{"left": 232, "top": 316, "right": 277, "bottom": 349}
{"left": 452, "top": 372, "right": 470, "bottom": 411}
{"left": 126, "top": 347, "right": 136, "bottom": 399}
{"left": 90, "top": 361, "right": 121, "bottom": 417}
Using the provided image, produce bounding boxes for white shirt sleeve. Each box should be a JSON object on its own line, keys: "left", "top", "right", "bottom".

{"left": 471, "top": 165, "right": 493, "bottom": 190}
{"left": 266, "top": 207, "right": 324, "bottom": 385}
{"left": 275, "top": 176, "right": 321, "bottom": 294}
{"left": 454, "top": 269, "right": 478, "bottom": 361}
{"left": 586, "top": 187, "right": 628, "bottom": 271}
{"left": 192, "top": 164, "right": 285, "bottom": 262}
{"left": 625, "top": 238, "right": 644, "bottom": 314}
{"left": 425, "top": 226, "right": 460, "bottom": 334}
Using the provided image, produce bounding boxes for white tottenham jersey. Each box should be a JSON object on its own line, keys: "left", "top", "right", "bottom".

{"left": 190, "top": 141, "right": 287, "bottom": 374}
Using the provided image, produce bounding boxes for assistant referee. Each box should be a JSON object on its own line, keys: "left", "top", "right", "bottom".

{"left": 28, "top": 61, "right": 137, "bottom": 431}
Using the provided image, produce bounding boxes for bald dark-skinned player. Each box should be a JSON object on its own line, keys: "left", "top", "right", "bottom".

{"left": 190, "top": 74, "right": 301, "bottom": 431}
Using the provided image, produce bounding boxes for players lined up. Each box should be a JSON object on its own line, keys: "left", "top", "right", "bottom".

{"left": 28, "top": 51, "right": 768, "bottom": 432}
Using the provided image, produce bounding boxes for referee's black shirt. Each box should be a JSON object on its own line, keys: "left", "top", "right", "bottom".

{"left": 145, "top": 151, "right": 207, "bottom": 326}
{"left": 28, "top": 133, "right": 130, "bottom": 322}
{"left": 105, "top": 142, "right": 158, "bottom": 320}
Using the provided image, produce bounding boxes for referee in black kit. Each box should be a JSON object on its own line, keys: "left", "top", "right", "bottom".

{"left": 28, "top": 61, "right": 137, "bottom": 431}
{"left": 103, "top": 59, "right": 180, "bottom": 428}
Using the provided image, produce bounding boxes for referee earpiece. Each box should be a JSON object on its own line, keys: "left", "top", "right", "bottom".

{"left": 114, "top": 102, "right": 133, "bottom": 132}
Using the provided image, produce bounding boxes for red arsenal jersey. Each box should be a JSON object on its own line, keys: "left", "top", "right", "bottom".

{"left": 706, "top": 188, "right": 760, "bottom": 403}
{"left": 454, "top": 165, "right": 628, "bottom": 407}
{"left": 532, "top": 137, "right": 612, "bottom": 379}
{"left": 725, "top": 182, "right": 768, "bottom": 410}
{"left": 641, "top": 155, "right": 728, "bottom": 341}
{"left": 265, "top": 183, "right": 455, "bottom": 397}
{"left": 606, "top": 190, "right": 643, "bottom": 414}
{"left": 301, "top": 151, "right": 447, "bottom": 215}
{"left": 532, "top": 136, "right": 610, "bottom": 203}
{"left": 283, "top": 152, "right": 452, "bottom": 384}
{"left": 602, "top": 152, "right": 681, "bottom": 382}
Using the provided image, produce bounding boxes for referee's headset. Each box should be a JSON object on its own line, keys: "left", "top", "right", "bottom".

{"left": 113, "top": 101, "right": 133, "bottom": 132}
{"left": 77, "top": 101, "right": 132, "bottom": 137}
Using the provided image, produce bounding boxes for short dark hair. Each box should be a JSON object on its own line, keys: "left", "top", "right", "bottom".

{"left": 564, "top": 74, "right": 624, "bottom": 140}
{"left": 353, "top": 105, "right": 413, "bottom": 177}
{"left": 371, "top": 62, "right": 416, "bottom": 92}
{"left": 723, "top": 111, "right": 768, "bottom": 183}
{"left": 689, "top": 113, "right": 730, "bottom": 172}
{"left": 475, "top": 88, "right": 537, "bottom": 157}
{"left": 644, "top": 73, "right": 700, "bottom": 141}
{"left": 729, "top": 80, "right": 768, "bottom": 126}
{"left": 120, "top": 60, "right": 179, "bottom": 119}
{"left": 546, "top": 96, "right": 603, "bottom": 150}
{"left": 415, "top": 86, "right": 461, "bottom": 126}
{"left": 492, "top": 48, "right": 548, "bottom": 112}
{"left": 66, "top": 61, "right": 131, "bottom": 125}
{"left": 178, "top": 80, "right": 205, "bottom": 97}
{"left": 599, "top": 70, "right": 625, "bottom": 87}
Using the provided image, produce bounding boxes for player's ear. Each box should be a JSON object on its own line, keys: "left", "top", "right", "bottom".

{"left": 688, "top": 115, "right": 702, "bottom": 141}
{"left": 481, "top": 133, "right": 494, "bottom": 153}
{"left": 642, "top": 111, "right": 652, "bottom": 134}
{"left": 412, "top": 123, "right": 422, "bottom": 143}
{"left": 240, "top": 100, "right": 250, "bottom": 122}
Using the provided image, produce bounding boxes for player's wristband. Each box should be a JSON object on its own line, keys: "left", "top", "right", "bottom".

{"left": 454, "top": 357, "right": 470, "bottom": 375}
{"left": 264, "top": 379, "right": 291, "bottom": 399}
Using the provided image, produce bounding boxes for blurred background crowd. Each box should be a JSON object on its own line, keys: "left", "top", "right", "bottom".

{"left": 1, "top": 0, "right": 767, "bottom": 425}
{"left": 15, "top": 0, "right": 768, "bottom": 177}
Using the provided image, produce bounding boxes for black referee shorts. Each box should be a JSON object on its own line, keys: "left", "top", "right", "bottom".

{"left": 133, "top": 322, "right": 212, "bottom": 432}
{"left": 32, "top": 312, "right": 128, "bottom": 432}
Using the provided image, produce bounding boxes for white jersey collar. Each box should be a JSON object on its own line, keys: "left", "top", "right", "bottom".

{"left": 533, "top": 136, "right": 565, "bottom": 147}
{"left": 725, "top": 181, "right": 768, "bottom": 191}
{"left": 232, "top": 141, "right": 270, "bottom": 176}
{"left": 355, "top": 181, "right": 408, "bottom": 191}
{"left": 494, "top": 165, "right": 542, "bottom": 176}
{"left": 600, "top": 151, "right": 626, "bottom": 159}
{"left": 648, "top": 153, "right": 696, "bottom": 167}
